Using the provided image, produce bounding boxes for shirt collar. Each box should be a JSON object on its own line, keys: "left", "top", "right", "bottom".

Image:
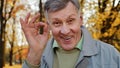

{"left": 53, "top": 35, "right": 83, "bottom": 50}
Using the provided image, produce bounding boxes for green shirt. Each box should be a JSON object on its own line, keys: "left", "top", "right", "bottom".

{"left": 53, "top": 36, "right": 83, "bottom": 68}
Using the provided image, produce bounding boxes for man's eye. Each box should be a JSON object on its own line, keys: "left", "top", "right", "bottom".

{"left": 67, "top": 19, "right": 75, "bottom": 24}
{"left": 53, "top": 22, "right": 61, "bottom": 26}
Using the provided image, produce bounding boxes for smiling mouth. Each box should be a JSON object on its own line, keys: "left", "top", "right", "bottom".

{"left": 60, "top": 36, "right": 72, "bottom": 42}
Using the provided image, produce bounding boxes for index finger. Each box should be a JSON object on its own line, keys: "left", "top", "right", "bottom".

{"left": 25, "top": 13, "right": 30, "bottom": 24}
{"left": 29, "top": 13, "right": 40, "bottom": 24}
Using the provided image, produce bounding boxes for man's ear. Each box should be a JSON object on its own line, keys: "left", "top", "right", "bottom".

{"left": 79, "top": 12, "right": 83, "bottom": 20}
{"left": 79, "top": 12, "right": 83, "bottom": 25}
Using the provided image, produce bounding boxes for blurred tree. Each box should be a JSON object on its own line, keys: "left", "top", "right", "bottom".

{"left": 87, "top": 0, "right": 120, "bottom": 51}
{"left": 4, "top": 0, "right": 17, "bottom": 66}
{"left": 0, "top": 0, "right": 5, "bottom": 67}
{"left": 39, "top": 0, "right": 43, "bottom": 34}
{"left": 39, "top": 0, "right": 42, "bottom": 21}
{"left": 1, "top": 0, "right": 42, "bottom": 67}
{"left": 2, "top": 0, "right": 24, "bottom": 66}
{"left": 8, "top": 18, "right": 15, "bottom": 66}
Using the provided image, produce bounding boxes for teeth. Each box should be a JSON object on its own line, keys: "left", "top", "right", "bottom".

{"left": 60, "top": 35, "right": 72, "bottom": 41}
{"left": 64, "top": 37, "right": 71, "bottom": 40}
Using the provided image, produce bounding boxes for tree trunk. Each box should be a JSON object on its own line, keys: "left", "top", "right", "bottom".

{"left": 39, "top": 0, "right": 43, "bottom": 34}
{"left": 0, "top": 0, "right": 5, "bottom": 67}
{"left": 9, "top": 18, "right": 15, "bottom": 66}
{"left": 9, "top": 43, "right": 13, "bottom": 66}
{"left": 39, "top": 0, "right": 42, "bottom": 21}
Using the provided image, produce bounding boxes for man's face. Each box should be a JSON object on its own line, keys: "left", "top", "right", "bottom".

{"left": 48, "top": 2, "right": 82, "bottom": 50}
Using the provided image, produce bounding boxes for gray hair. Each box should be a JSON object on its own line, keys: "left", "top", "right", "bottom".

{"left": 44, "top": 0, "right": 80, "bottom": 22}
{"left": 44, "top": 0, "right": 80, "bottom": 12}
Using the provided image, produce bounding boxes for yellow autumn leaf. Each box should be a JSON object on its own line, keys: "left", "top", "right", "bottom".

{"left": 7, "top": 0, "right": 14, "bottom": 6}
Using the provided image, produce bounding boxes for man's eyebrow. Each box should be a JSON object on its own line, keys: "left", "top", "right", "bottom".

{"left": 50, "top": 14, "right": 76, "bottom": 21}
{"left": 51, "top": 18, "right": 61, "bottom": 22}
{"left": 52, "top": 18, "right": 60, "bottom": 21}
{"left": 67, "top": 14, "right": 76, "bottom": 18}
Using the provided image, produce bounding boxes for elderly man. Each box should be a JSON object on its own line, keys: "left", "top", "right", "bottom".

{"left": 20, "top": 0, "right": 120, "bottom": 68}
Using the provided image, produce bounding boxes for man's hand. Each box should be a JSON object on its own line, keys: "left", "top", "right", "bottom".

{"left": 20, "top": 13, "right": 49, "bottom": 65}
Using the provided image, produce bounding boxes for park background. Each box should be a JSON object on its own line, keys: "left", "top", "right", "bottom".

{"left": 0, "top": 0, "right": 120, "bottom": 68}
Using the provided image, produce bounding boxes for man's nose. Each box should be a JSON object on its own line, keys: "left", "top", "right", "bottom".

{"left": 60, "top": 24, "right": 70, "bottom": 35}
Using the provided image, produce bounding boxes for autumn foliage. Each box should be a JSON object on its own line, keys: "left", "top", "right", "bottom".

{"left": 87, "top": 0, "right": 120, "bottom": 51}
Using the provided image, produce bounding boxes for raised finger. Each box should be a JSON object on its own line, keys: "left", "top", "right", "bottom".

{"left": 29, "top": 13, "right": 40, "bottom": 24}
{"left": 20, "top": 18, "right": 26, "bottom": 30}
{"left": 20, "top": 18, "right": 24, "bottom": 26}
{"left": 25, "top": 13, "right": 30, "bottom": 24}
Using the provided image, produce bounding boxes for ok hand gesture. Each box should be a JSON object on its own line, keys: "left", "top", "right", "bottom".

{"left": 20, "top": 13, "right": 49, "bottom": 65}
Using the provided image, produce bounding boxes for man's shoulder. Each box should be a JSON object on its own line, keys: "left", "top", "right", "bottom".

{"left": 95, "top": 40, "right": 119, "bottom": 56}
{"left": 95, "top": 40, "right": 115, "bottom": 51}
